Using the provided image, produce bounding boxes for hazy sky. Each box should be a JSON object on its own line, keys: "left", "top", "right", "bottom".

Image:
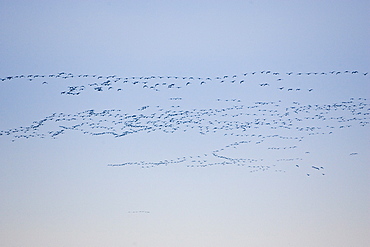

{"left": 0, "top": 1, "right": 369, "bottom": 247}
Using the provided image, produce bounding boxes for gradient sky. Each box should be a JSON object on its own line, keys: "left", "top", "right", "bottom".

{"left": 0, "top": 1, "right": 369, "bottom": 247}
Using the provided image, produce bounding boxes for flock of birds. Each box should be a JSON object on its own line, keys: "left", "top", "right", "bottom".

{"left": 1, "top": 70, "right": 368, "bottom": 176}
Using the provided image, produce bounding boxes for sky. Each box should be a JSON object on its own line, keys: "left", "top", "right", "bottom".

{"left": 0, "top": 0, "right": 369, "bottom": 246}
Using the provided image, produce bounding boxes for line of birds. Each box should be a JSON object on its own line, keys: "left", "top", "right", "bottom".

{"left": 128, "top": 211, "right": 150, "bottom": 214}
{"left": 0, "top": 70, "right": 367, "bottom": 94}
{"left": 1, "top": 70, "right": 367, "bottom": 82}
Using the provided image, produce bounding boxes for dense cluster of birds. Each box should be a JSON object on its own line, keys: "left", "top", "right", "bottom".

{"left": 1, "top": 98, "right": 367, "bottom": 140}
{"left": 1, "top": 85, "right": 368, "bottom": 175}
{"left": 0, "top": 70, "right": 367, "bottom": 95}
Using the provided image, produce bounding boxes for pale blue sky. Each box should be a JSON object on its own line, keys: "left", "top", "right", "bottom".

{"left": 0, "top": 1, "right": 369, "bottom": 247}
